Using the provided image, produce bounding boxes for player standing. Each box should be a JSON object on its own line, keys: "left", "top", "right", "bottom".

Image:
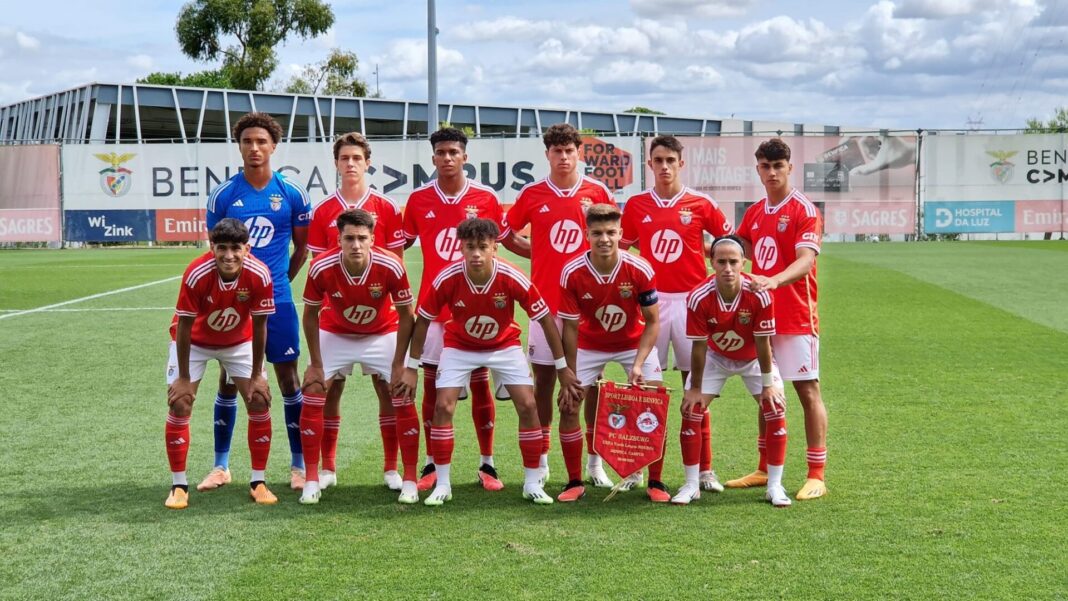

{"left": 402, "top": 127, "right": 530, "bottom": 492}
{"left": 506, "top": 123, "right": 615, "bottom": 483}
{"left": 299, "top": 209, "right": 419, "bottom": 504}
{"left": 200, "top": 112, "right": 311, "bottom": 493}
{"left": 621, "top": 134, "right": 733, "bottom": 493}
{"left": 732, "top": 138, "right": 828, "bottom": 501}
{"left": 396, "top": 218, "right": 580, "bottom": 506}
{"left": 164, "top": 219, "right": 276, "bottom": 509}
{"left": 307, "top": 133, "right": 407, "bottom": 491}
{"left": 674, "top": 236, "right": 790, "bottom": 507}
{"left": 556, "top": 204, "right": 665, "bottom": 502}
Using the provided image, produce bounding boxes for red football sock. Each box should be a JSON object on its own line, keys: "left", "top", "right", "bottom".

{"left": 559, "top": 427, "right": 584, "bottom": 481}
{"left": 393, "top": 398, "right": 421, "bottom": 482}
{"left": 422, "top": 365, "right": 437, "bottom": 459}
{"left": 299, "top": 394, "right": 325, "bottom": 482}
{"left": 585, "top": 426, "right": 595, "bottom": 455}
{"left": 165, "top": 413, "right": 190, "bottom": 474}
{"left": 761, "top": 400, "right": 787, "bottom": 468}
{"left": 379, "top": 413, "right": 398, "bottom": 472}
{"left": 430, "top": 425, "right": 454, "bottom": 466}
{"left": 757, "top": 436, "right": 768, "bottom": 472}
{"left": 648, "top": 436, "right": 667, "bottom": 482}
{"left": 541, "top": 426, "right": 551, "bottom": 456}
{"left": 247, "top": 410, "right": 272, "bottom": 472}
{"left": 807, "top": 447, "right": 826, "bottom": 480}
{"left": 680, "top": 409, "right": 704, "bottom": 467}
{"left": 700, "top": 411, "right": 712, "bottom": 471}
{"left": 470, "top": 368, "right": 495, "bottom": 456}
{"left": 519, "top": 428, "right": 543, "bottom": 469}
{"left": 321, "top": 416, "right": 340, "bottom": 472}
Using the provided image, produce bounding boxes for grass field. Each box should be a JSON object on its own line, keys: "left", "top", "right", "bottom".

{"left": 0, "top": 241, "right": 1065, "bottom": 600}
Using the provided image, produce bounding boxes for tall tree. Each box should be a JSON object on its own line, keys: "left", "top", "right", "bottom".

{"left": 1025, "top": 107, "right": 1068, "bottom": 134}
{"left": 175, "top": 0, "right": 335, "bottom": 90}
{"left": 281, "top": 49, "right": 369, "bottom": 97}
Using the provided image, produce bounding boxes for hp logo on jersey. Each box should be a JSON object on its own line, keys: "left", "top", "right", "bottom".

{"left": 244, "top": 216, "right": 275, "bottom": 248}
{"left": 343, "top": 305, "right": 378, "bottom": 325}
{"left": 594, "top": 304, "right": 627, "bottom": 333}
{"left": 711, "top": 330, "right": 744, "bottom": 353}
{"left": 435, "top": 227, "right": 463, "bottom": 261}
{"left": 207, "top": 308, "right": 241, "bottom": 332}
{"left": 464, "top": 315, "right": 500, "bottom": 340}
{"left": 549, "top": 219, "right": 582, "bottom": 254}
{"left": 650, "top": 229, "right": 683, "bottom": 263}
{"left": 753, "top": 237, "right": 779, "bottom": 271}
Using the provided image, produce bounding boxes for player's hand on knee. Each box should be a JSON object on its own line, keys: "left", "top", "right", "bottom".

{"left": 250, "top": 375, "right": 272, "bottom": 406}
{"left": 681, "top": 389, "right": 707, "bottom": 414}
{"left": 167, "top": 378, "right": 195, "bottom": 407}
{"left": 760, "top": 387, "right": 786, "bottom": 414}
{"left": 302, "top": 365, "right": 326, "bottom": 395}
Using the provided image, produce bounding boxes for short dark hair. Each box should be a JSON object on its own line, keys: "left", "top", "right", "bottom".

{"left": 585, "top": 203, "right": 622, "bottom": 227}
{"left": 710, "top": 234, "right": 746, "bottom": 258}
{"left": 543, "top": 123, "right": 583, "bottom": 150}
{"left": 755, "top": 138, "right": 791, "bottom": 162}
{"left": 336, "top": 208, "right": 376, "bottom": 232}
{"left": 649, "top": 135, "right": 683, "bottom": 157}
{"left": 333, "top": 132, "right": 372, "bottom": 161}
{"left": 456, "top": 218, "right": 499, "bottom": 242}
{"left": 210, "top": 218, "right": 249, "bottom": 244}
{"left": 430, "top": 127, "right": 468, "bottom": 150}
{"left": 233, "top": 112, "right": 283, "bottom": 144}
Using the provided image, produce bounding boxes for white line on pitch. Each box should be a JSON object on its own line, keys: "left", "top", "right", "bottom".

{"left": 0, "top": 276, "right": 181, "bottom": 321}
{"left": 0, "top": 307, "right": 174, "bottom": 313}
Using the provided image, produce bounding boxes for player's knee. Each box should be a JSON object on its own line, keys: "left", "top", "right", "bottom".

{"left": 170, "top": 398, "right": 194, "bottom": 417}
{"left": 246, "top": 396, "right": 269, "bottom": 413}
{"left": 794, "top": 380, "right": 823, "bottom": 406}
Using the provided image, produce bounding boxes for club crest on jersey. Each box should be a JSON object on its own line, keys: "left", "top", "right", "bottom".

{"left": 493, "top": 292, "right": 507, "bottom": 309}
{"left": 464, "top": 205, "right": 480, "bottom": 219}
{"left": 94, "top": 152, "right": 135, "bottom": 197}
{"left": 579, "top": 197, "right": 593, "bottom": 214}
{"left": 369, "top": 283, "right": 384, "bottom": 299}
{"left": 236, "top": 289, "right": 250, "bottom": 302}
{"left": 270, "top": 194, "right": 283, "bottom": 211}
{"left": 777, "top": 214, "right": 790, "bottom": 232}
{"left": 738, "top": 309, "right": 752, "bottom": 325}
{"left": 618, "top": 282, "right": 633, "bottom": 299}
{"left": 678, "top": 208, "right": 693, "bottom": 225}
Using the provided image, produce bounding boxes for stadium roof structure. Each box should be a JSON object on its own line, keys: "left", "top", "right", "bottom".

{"left": 0, "top": 82, "right": 849, "bottom": 144}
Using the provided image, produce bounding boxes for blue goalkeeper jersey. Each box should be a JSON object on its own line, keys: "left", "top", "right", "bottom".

{"left": 206, "top": 171, "right": 311, "bottom": 301}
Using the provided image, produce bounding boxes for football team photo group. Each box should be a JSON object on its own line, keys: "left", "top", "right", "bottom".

{"left": 163, "top": 112, "right": 830, "bottom": 511}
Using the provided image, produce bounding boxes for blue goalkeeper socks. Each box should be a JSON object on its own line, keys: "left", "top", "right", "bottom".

{"left": 213, "top": 393, "right": 239, "bottom": 468}
{"left": 283, "top": 391, "right": 304, "bottom": 469}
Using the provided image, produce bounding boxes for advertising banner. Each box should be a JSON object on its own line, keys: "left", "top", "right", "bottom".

{"left": 823, "top": 202, "right": 916, "bottom": 234}
{"left": 923, "top": 133, "right": 1068, "bottom": 202}
{"left": 0, "top": 209, "right": 62, "bottom": 242}
{"left": 923, "top": 201, "right": 1015, "bottom": 234}
{"left": 1014, "top": 200, "right": 1065, "bottom": 233}
{"left": 65, "top": 210, "right": 156, "bottom": 242}
{"left": 0, "top": 145, "right": 61, "bottom": 242}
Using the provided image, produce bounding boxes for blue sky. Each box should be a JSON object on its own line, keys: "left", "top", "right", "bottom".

{"left": 0, "top": 0, "right": 1064, "bottom": 129}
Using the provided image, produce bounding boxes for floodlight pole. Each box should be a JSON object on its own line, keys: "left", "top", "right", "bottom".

{"left": 428, "top": 0, "right": 438, "bottom": 134}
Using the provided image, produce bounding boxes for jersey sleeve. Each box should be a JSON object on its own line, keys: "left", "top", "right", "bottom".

{"left": 390, "top": 267, "right": 414, "bottom": 306}
{"left": 557, "top": 274, "right": 580, "bottom": 321}
{"left": 518, "top": 279, "right": 550, "bottom": 322}
{"left": 174, "top": 275, "right": 201, "bottom": 318}
{"left": 417, "top": 277, "right": 444, "bottom": 320}
{"left": 205, "top": 182, "right": 230, "bottom": 229}
{"left": 302, "top": 268, "right": 325, "bottom": 306}
{"left": 753, "top": 290, "right": 775, "bottom": 336}
{"left": 619, "top": 198, "right": 639, "bottom": 246}
{"left": 636, "top": 266, "right": 658, "bottom": 307}
{"left": 704, "top": 201, "right": 733, "bottom": 236}
{"left": 402, "top": 198, "right": 420, "bottom": 240}
{"left": 489, "top": 197, "right": 511, "bottom": 240}
{"left": 307, "top": 211, "right": 329, "bottom": 254}
{"left": 505, "top": 190, "right": 530, "bottom": 231}
{"left": 287, "top": 179, "right": 312, "bottom": 229}
{"left": 735, "top": 206, "right": 755, "bottom": 245}
{"left": 796, "top": 210, "right": 823, "bottom": 254}
{"left": 383, "top": 202, "right": 406, "bottom": 249}
{"left": 250, "top": 274, "right": 276, "bottom": 315}
{"left": 685, "top": 293, "right": 707, "bottom": 340}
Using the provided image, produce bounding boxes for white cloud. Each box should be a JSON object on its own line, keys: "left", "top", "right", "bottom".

{"left": 127, "top": 54, "right": 153, "bottom": 70}
{"left": 894, "top": 0, "right": 1002, "bottom": 19}
{"left": 372, "top": 39, "right": 465, "bottom": 80}
{"left": 15, "top": 31, "right": 39, "bottom": 50}
{"left": 451, "top": 17, "right": 553, "bottom": 41}
{"left": 592, "top": 60, "right": 665, "bottom": 93}
{"left": 630, "top": 0, "right": 757, "bottom": 19}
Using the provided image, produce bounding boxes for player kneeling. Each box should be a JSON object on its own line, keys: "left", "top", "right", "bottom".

{"left": 675, "top": 236, "right": 791, "bottom": 507}
{"left": 299, "top": 209, "right": 420, "bottom": 505}
{"left": 397, "top": 218, "right": 581, "bottom": 506}
{"left": 557, "top": 204, "right": 666, "bottom": 502}
{"left": 164, "top": 218, "right": 276, "bottom": 509}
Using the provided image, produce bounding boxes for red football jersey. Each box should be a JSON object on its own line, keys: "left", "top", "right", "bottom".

{"left": 558, "top": 251, "right": 658, "bottom": 352}
{"left": 170, "top": 252, "right": 275, "bottom": 348}
{"left": 402, "top": 179, "right": 510, "bottom": 322}
{"left": 418, "top": 258, "right": 548, "bottom": 352}
{"left": 620, "top": 187, "right": 732, "bottom": 293}
{"left": 302, "top": 249, "right": 413, "bottom": 336}
{"left": 736, "top": 189, "right": 821, "bottom": 335}
{"left": 505, "top": 176, "right": 615, "bottom": 314}
{"left": 686, "top": 274, "right": 775, "bottom": 362}
{"left": 307, "top": 188, "right": 404, "bottom": 255}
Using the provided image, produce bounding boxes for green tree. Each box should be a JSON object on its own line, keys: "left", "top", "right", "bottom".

{"left": 281, "top": 49, "right": 368, "bottom": 96}
{"left": 1025, "top": 107, "right": 1068, "bottom": 133}
{"left": 175, "top": 0, "right": 335, "bottom": 91}
{"left": 624, "top": 106, "right": 666, "bottom": 115}
{"left": 137, "top": 68, "right": 234, "bottom": 88}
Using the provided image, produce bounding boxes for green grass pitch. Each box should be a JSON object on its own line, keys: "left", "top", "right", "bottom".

{"left": 0, "top": 241, "right": 1064, "bottom": 600}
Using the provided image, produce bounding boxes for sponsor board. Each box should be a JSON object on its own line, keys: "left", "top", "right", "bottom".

{"left": 0, "top": 209, "right": 62, "bottom": 242}
{"left": 1015, "top": 200, "right": 1065, "bottom": 233}
{"left": 923, "top": 201, "right": 1015, "bottom": 234}
{"left": 65, "top": 210, "right": 156, "bottom": 242}
{"left": 156, "top": 209, "right": 208, "bottom": 241}
{"left": 924, "top": 134, "right": 1068, "bottom": 202}
{"left": 824, "top": 202, "right": 916, "bottom": 234}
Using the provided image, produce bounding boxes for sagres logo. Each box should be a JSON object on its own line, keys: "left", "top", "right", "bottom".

{"left": 95, "top": 153, "right": 135, "bottom": 197}
{"left": 987, "top": 150, "right": 1017, "bottom": 184}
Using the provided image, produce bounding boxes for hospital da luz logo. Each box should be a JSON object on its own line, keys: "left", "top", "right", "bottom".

{"left": 95, "top": 152, "right": 136, "bottom": 197}
{"left": 986, "top": 150, "right": 1016, "bottom": 184}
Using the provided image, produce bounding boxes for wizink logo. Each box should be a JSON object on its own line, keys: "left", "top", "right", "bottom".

{"left": 986, "top": 150, "right": 1016, "bottom": 184}
{"left": 95, "top": 152, "right": 136, "bottom": 197}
